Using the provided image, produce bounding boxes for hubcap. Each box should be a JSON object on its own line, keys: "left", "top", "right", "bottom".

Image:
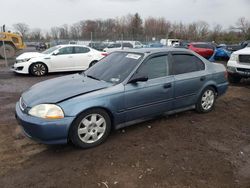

{"left": 201, "top": 90, "right": 215, "bottom": 110}
{"left": 33, "top": 64, "right": 46, "bottom": 76}
{"left": 78, "top": 114, "right": 106, "bottom": 144}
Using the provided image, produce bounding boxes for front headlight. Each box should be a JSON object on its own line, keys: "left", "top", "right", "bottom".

{"left": 28, "top": 104, "right": 64, "bottom": 119}
{"left": 16, "top": 58, "right": 31, "bottom": 63}
{"left": 229, "top": 54, "right": 239, "bottom": 61}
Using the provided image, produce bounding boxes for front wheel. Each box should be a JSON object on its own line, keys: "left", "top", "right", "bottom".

{"left": 196, "top": 87, "right": 216, "bottom": 113}
{"left": 30, "top": 63, "right": 48, "bottom": 76}
{"left": 69, "top": 109, "right": 111, "bottom": 149}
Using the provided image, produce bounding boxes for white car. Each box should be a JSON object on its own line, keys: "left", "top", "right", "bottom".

{"left": 12, "top": 45, "right": 106, "bottom": 76}
{"left": 103, "top": 42, "right": 133, "bottom": 53}
{"left": 227, "top": 44, "right": 250, "bottom": 83}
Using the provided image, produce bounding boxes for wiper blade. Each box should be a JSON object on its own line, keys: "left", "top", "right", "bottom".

{"left": 86, "top": 75, "right": 100, "bottom": 81}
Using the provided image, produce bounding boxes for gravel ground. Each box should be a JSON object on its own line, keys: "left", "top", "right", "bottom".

{"left": 0, "top": 51, "right": 250, "bottom": 188}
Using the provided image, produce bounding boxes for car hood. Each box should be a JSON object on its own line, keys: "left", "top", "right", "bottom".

{"left": 22, "top": 74, "right": 113, "bottom": 107}
{"left": 16, "top": 52, "right": 45, "bottom": 60}
{"left": 234, "top": 47, "right": 250, "bottom": 55}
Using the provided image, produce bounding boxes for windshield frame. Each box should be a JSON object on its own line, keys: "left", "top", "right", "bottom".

{"left": 42, "top": 45, "right": 61, "bottom": 55}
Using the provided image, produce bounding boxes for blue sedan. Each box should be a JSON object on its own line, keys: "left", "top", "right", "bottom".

{"left": 15, "top": 48, "right": 228, "bottom": 148}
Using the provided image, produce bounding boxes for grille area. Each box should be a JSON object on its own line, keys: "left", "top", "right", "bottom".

{"left": 237, "top": 68, "right": 250, "bottom": 73}
{"left": 239, "top": 55, "right": 250, "bottom": 63}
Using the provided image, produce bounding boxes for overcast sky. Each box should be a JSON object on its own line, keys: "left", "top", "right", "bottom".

{"left": 1, "top": 0, "right": 250, "bottom": 31}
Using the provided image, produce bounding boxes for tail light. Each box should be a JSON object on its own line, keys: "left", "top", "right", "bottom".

{"left": 101, "top": 52, "right": 108, "bottom": 56}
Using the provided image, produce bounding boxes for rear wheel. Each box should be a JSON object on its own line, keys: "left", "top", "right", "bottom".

{"left": 89, "top": 60, "right": 98, "bottom": 68}
{"left": 70, "top": 109, "right": 111, "bottom": 149}
{"left": 30, "top": 63, "right": 48, "bottom": 76}
{"left": 228, "top": 73, "right": 241, "bottom": 84}
{"left": 196, "top": 87, "right": 216, "bottom": 113}
{"left": 0, "top": 44, "right": 16, "bottom": 58}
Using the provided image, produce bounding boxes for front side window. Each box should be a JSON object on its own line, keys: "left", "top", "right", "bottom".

{"left": 136, "top": 55, "right": 168, "bottom": 79}
{"left": 58, "top": 47, "right": 74, "bottom": 55}
{"left": 42, "top": 46, "right": 61, "bottom": 54}
{"left": 172, "top": 54, "right": 205, "bottom": 75}
{"left": 74, "top": 47, "right": 90, "bottom": 54}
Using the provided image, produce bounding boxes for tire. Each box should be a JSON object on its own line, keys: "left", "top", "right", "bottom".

{"left": 69, "top": 109, "right": 111, "bottom": 149}
{"left": 196, "top": 87, "right": 216, "bottom": 113}
{"left": 0, "top": 44, "right": 16, "bottom": 58}
{"left": 89, "top": 60, "right": 98, "bottom": 68}
{"left": 228, "top": 73, "right": 241, "bottom": 84}
{"left": 29, "top": 63, "right": 48, "bottom": 76}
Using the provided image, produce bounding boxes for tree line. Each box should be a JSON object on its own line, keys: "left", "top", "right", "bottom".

{"left": 11, "top": 13, "right": 250, "bottom": 44}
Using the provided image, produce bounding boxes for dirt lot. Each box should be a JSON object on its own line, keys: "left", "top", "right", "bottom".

{"left": 0, "top": 55, "right": 250, "bottom": 188}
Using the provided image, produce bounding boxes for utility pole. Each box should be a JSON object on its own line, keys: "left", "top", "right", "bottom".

{"left": 2, "top": 25, "right": 8, "bottom": 67}
{"left": 121, "top": 33, "right": 124, "bottom": 50}
{"left": 90, "top": 32, "right": 93, "bottom": 47}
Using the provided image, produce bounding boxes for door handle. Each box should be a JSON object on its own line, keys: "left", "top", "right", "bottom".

{"left": 200, "top": 76, "right": 206, "bottom": 81}
{"left": 163, "top": 83, "right": 172, "bottom": 89}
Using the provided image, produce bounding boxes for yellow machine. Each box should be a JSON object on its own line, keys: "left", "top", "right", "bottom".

{"left": 0, "top": 32, "right": 26, "bottom": 58}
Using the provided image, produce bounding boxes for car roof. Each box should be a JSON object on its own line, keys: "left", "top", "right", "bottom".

{"left": 57, "top": 44, "right": 89, "bottom": 48}
{"left": 118, "top": 47, "right": 191, "bottom": 55}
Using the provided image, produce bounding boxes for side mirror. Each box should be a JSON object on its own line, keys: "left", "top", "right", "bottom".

{"left": 52, "top": 50, "right": 59, "bottom": 56}
{"left": 128, "top": 74, "right": 148, "bottom": 84}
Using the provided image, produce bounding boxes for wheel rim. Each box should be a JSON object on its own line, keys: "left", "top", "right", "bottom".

{"left": 77, "top": 114, "right": 106, "bottom": 144}
{"left": 33, "top": 64, "right": 46, "bottom": 76}
{"left": 201, "top": 89, "right": 215, "bottom": 110}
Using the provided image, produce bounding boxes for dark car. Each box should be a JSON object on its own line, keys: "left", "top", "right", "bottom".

{"left": 15, "top": 48, "right": 228, "bottom": 149}
{"left": 188, "top": 42, "right": 214, "bottom": 59}
{"left": 89, "top": 42, "right": 108, "bottom": 51}
{"left": 35, "top": 42, "right": 47, "bottom": 51}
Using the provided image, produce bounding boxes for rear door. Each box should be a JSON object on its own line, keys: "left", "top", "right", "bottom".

{"left": 124, "top": 54, "right": 174, "bottom": 121}
{"left": 73, "top": 46, "right": 93, "bottom": 70}
{"left": 171, "top": 52, "right": 207, "bottom": 109}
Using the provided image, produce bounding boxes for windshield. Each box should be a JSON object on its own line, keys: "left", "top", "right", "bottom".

{"left": 42, "top": 46, "right": 61, "bottom": 54}
{"left": 85, "top": 52, "right": 143, "bottom": 84}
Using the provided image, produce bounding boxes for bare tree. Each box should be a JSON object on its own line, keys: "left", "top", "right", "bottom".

{"left": 13, "top": 23, "right": 29, "bottom": 39}
{"left": 234, "top": 17, "right": 250, "bottom": 39}
{"left": 29, "top": 28, "right": 42, "bottom": 41}
{"left": 50, "top": 27, "right": 60, "bottom": 39}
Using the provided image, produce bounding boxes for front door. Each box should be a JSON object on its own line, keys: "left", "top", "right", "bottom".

{"left": 50, "top": 46, "right": 75, "bottom": 71}
{"left": 124, "top": 54, "right": 174, "bottom": 122}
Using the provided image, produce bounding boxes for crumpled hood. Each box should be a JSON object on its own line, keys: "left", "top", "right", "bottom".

{"left": 16, "top": 52, "right": 45, "bottom": 60}
{"left": 22, "top": 74, "right": 112, "bottom": 107}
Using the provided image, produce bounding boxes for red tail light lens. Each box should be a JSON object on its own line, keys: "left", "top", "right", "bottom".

{"left": 101, "top": 53, "right": 108, "bottom": 56}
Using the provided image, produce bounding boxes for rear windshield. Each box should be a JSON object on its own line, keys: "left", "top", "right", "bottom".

{"left": 85, "top": 52, "right": 143, "bottom": 84}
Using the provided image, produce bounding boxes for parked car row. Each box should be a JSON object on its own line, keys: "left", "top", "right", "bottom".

{"left": 12, "top": 45, "right": 107, "bottom": 76}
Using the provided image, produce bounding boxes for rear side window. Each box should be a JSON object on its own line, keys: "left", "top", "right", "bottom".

{"left": 137, "top": 55, "right": 168, "bottom": 79}
{"left": 172, "top": 54, "right": 205, "bottom": 75}
{"left": 74, "top": 47, "right": 90, "bottom": 54}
